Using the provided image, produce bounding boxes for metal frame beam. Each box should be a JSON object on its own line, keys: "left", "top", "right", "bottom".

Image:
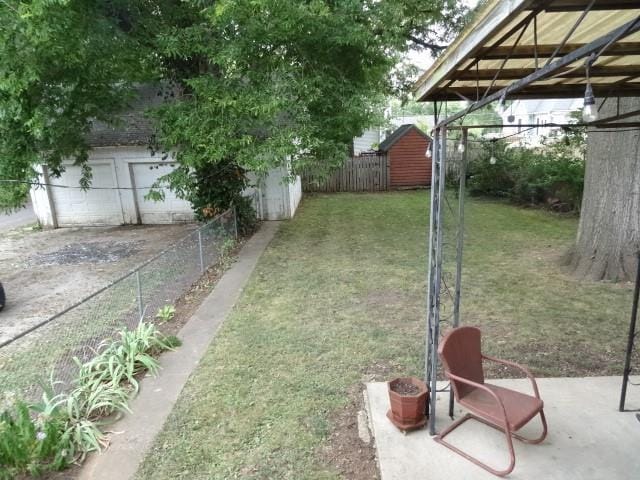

{"left": 620, "top": 253, "right": 640, "bottom": 411}
{"left": 434, "top": 15, "right": 640, "bottom": 128}
{"left": 473, "top": 42, "right": 640, "bottom": 60}
{"left": 455, "top": 65, "right": 640, "bottom": 81}
{"left": 534, "top": 0, "right": 640, "bottom": 12}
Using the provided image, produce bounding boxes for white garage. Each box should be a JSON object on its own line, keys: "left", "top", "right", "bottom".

{"left": 31, "top": 147, "right": 195, "bottom": 227}
{"left": 30, "top": 85, "right": 302, "bottom": 227}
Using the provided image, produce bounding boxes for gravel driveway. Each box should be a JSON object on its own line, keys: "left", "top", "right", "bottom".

{"left": 0, "top": 223, "right": 198, "bottom": 344}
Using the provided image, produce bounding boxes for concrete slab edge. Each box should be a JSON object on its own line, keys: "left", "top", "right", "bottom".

{"left": 78, "top": 221, "right": 280, "bottom": 480}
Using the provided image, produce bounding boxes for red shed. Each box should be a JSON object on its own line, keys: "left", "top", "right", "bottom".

{"left": 379, "top": 124, "right": 431, "bottom": 188}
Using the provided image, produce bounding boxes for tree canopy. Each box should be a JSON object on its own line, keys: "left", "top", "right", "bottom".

{"left": 0, "top": 0, "right": 468, "bottom": 212}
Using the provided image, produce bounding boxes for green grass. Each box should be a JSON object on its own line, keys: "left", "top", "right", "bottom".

{"left": 135, "top": 191, "right": 634, "bottom": 480}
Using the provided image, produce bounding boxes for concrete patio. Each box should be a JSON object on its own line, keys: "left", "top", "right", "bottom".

{"left": 366, "top": 376, "right": 640, "bottom": 480}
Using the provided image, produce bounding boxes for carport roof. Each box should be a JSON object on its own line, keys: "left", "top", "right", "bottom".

{"left": 414, "top": 0, "right": 640, "bottom": 102}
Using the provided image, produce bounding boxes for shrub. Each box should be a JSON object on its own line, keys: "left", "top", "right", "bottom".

{"left": 149, "top": 159, "right": 258, "bottom": 237}
{"left": 233, "top": 194, "right": 259, "bottom": 237}
{"left": 0, "top": 395, "right": 71, "bottom": 479}
{"left": 467, "top": 131, "right": 585, "bottom": 212}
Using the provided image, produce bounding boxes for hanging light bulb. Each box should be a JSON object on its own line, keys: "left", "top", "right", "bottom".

{"left": 582, "top": 82, "right": 598, "bottom": 123}
{"left": 582, "top": 54, "right": 598, "bottom": 123}
{"left": 489, "top": 140, "right": 497, "bottom": 164}
{"left": 426, "top": 142, "right": 433, "bottom": 158}
{"left": 457, "top": 139, "right": 465, "bottom": 153}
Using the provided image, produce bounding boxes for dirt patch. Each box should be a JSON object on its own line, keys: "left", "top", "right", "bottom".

{"left": 364, "top": 289, "right": 406, "bottom": 309}
{"left": 319, "top": 386, "right": 379, "bottom": 480}
{"left": 156, "top": 238, "right": 245, "bottom": 338}
{"left": 32, "top": 241, "right": 144, "bottom": 266}
{"left": 0, "top": 223, "right": 198, "bottom": 344}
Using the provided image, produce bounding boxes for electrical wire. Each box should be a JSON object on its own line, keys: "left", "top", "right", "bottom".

{"left": 0, "top": 179, "right": 174, "bottom": 191}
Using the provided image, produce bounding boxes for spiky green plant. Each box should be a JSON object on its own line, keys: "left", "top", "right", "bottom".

{"left": 155, "top": 305, "right": 176, "bottom": 323}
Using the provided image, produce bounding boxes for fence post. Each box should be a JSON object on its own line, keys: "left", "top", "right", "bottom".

{"left": 136, "top": 270, "right": 143, "bottom": 320}
{"left": 198, "top": 230, "right": 205, "bottom": 274}
{"left": 232, "top": 206, "right": 238, "bottom": 240}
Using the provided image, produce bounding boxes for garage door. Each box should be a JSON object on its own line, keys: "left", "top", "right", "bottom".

{"left": 52, "top": 162, "right": 124, "bottom": 226}
{"left": 131, "top": 163, "right": 193, "bottom": 224}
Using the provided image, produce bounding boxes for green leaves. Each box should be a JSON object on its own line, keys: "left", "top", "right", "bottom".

{"left": 0, "top": 322, "right": 178, "bottom": 475}
{"left": 0, "top": 396, "right": 71, "bottom": 479}
{"left": 0, "top": 0, "right": 464, "bottom": 213}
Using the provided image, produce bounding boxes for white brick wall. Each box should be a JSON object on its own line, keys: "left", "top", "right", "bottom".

{"left": 32, "top": 147, "right": 193, "bottom": 227}
{"left": 31, "top": 147, "right": 301, "bottom": 227}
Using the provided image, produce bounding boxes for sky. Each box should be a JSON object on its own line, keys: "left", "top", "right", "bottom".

{"left": 407, "top": 0, "right": 480, "bottom": 72}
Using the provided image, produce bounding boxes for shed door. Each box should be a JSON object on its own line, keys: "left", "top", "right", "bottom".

{"left": 51, "top": 161, "right": 125, "bottom": 226}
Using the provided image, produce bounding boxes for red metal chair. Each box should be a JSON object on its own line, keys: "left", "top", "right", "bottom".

{"left": 435, "top": 326, "right": 547, "bottom": 477}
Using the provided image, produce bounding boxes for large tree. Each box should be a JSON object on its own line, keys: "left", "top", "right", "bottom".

{"left": 566, "top": 97, "right": 640, "bottom": 281}
{"left": 0, "top": 0, "right": 467, "bottom": 216}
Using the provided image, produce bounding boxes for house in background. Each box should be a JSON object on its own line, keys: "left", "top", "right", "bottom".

{"left": 31, "top": 87, "right": 301, "bottom": 228}
{"left": 499, "top": 98, "right": 582, "bottom": 146}
{"left": 378, "top": 124, "right": 431, "bottom": 188}
{"left": 352, "top": 113, "right": 434, "bottom": 155}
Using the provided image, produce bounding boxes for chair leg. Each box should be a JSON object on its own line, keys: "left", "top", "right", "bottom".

{"left": 512, "top": 409, "right": 548, "bottom": 445}
{"left": 434, "top": 413, "right": 516, "bottom": 477}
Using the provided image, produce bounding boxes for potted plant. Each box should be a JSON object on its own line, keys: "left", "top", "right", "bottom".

{"left": 386, "top": 377, "right": 429, "bottom": 432}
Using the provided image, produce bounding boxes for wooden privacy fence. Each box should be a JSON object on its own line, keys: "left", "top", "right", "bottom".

{"left": 301, "top": 154, "right": 389, "bottom": 192}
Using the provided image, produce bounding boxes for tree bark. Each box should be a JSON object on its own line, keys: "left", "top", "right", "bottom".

{"left": 566, "top": 97, "right": 640, "bottom": 281}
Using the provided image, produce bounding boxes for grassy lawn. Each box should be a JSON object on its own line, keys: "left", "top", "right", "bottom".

{"left": 136, "top": 191, "right": 634, "bottom": 479}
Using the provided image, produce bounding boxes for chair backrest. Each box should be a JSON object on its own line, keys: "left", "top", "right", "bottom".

{"left": 438, "top": 326, "right": 485, "bottom": 399}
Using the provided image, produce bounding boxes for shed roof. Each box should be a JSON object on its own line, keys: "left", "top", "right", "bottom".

{"left": 378, "top": 124, "right": 430, "bottom": 152}
{"left": 414, "top": 0, "right": 640, "bottom": 102}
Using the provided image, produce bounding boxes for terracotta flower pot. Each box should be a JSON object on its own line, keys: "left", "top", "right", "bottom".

{"left": 386, "top": 377, "right": 429, "bottom": 432}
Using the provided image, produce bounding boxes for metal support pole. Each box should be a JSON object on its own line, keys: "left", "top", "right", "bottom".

{"left": 620, "top": 252, "right": 640, "bottom": 411}
{"left": 427, "top": 125, "right": 447, "bottom": 436}
{"left": 198, "top": 230, "right": 205, "bottom": 274}
{"left": 449, "top": 127, "right": 468, "bottom": 418}
{"left": 425, "top": 129, "right": 439, "bottom": 389}
{"left": 453, "top": 127, "right": 468, "bottom": 328}
{"left": 136, "top": 270, "right": 143, "bottom": 321}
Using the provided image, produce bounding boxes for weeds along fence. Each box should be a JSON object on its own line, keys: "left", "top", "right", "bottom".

{"left": 0, "top": 208, "right": 237, "bottom": 402}
{"left": 301, "top": 153, "right": 389, "bottom": 192}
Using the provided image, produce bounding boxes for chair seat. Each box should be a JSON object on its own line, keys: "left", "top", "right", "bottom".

{"left": 459, "top": 383, "right": 544, "bottom": 431}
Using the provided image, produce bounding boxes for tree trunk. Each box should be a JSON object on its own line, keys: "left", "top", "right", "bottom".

{"left": 566, "top": 97, "right": 640, "bottom": 281}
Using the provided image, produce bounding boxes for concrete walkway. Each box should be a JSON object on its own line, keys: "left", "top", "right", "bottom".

{"left": 367, "top": 376, "right": 640, "bottom": 480}
{"left": 79, "top": 221, "right": 280, "bottom": 480}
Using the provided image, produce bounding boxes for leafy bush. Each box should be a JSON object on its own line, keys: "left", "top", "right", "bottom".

{"left": 0, "top": 395, "right": 71, "bottom": 479}
{"left": 0, "top": 322, "right": 179, "bottom": 475}
{"left": 233, "top": 194, "right": 259, "bottom": 237}
{"left": 467, "top": 131, "right": 585, "bottom": 211}
{"left": 148, "top": 159, "right": 258, "bottom": 237}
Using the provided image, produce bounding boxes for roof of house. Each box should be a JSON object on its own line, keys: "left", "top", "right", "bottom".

{"left": 413, "top": 0, "right": 640, "bottom": 102}
{"left": 378, "top": 124, "right": 430, "bottom": 152}
{"left": 86, "top": 85, "right": 169, "bottom": 147}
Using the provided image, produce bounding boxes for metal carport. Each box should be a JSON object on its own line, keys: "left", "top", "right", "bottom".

{"left": 413, "top": 0, "right": 640, "bottom": 435}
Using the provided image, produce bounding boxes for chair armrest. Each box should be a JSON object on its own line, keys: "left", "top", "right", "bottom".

{"left": 482, "top": 354, "right": 541, "bottom": 399}
{"left": 445, "top": 372, "right": 511, "bottom": 430}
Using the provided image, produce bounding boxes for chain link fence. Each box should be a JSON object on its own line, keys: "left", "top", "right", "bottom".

{"left": 0, "top": 208, "right": 236, "bottom": 402}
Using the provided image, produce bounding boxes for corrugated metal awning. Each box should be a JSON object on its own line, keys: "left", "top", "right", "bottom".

{"left": 414, "top": 0, "right": 640, "bottom": 102}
